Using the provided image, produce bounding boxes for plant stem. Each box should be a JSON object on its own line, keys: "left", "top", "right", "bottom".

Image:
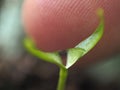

{"left": 57, "top": 67, "right": 68, "bottom": 90}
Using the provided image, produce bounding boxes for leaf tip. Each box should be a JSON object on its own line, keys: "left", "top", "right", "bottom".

{"left": 96, "top": 8, "right": 104, "bottom": 18}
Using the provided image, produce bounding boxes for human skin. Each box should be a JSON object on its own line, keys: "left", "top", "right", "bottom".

{"left": 22, "top": 0, "right": 120, "bottom": 65}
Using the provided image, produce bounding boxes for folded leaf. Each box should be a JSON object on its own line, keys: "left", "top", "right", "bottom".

{"left": 24, "top": 38, "right": 65, "bottom": 68}
{"left": 66, "top": 9, "right": 104, "bottom": 69}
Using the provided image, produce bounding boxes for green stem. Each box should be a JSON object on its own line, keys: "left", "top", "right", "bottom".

{"left": 57, "top": 67, "right": 68, "bottom": 90}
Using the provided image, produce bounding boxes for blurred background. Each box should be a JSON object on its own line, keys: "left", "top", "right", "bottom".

{"left": 0, "top": 0, "right": 120, "bottom": 90}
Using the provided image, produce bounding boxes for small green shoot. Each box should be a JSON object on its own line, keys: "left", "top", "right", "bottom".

{"left": 24, "top": 8, "right": 104, "bottom": 90}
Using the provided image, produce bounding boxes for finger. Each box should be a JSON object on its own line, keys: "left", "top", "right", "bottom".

{"left": 22, "top": 0, "right": 120, "bottom": 62}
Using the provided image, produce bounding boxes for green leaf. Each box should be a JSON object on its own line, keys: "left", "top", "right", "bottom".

{"left": 66, "top": 48, "right": 85, "bottom": 68}
{"left": 24, "top": 38, "right": 65, "bottom": 68}
{"left": 66, "top": 9, "right": 104, "bottom": 69}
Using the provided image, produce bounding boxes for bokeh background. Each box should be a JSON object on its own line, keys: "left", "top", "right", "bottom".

{"left": 0, "top": 0, "right": 120, "bottom": 90}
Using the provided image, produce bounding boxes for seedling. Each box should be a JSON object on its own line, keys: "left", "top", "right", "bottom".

{"left": 24, "top": 9, "right": 104, "bottom": 90}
